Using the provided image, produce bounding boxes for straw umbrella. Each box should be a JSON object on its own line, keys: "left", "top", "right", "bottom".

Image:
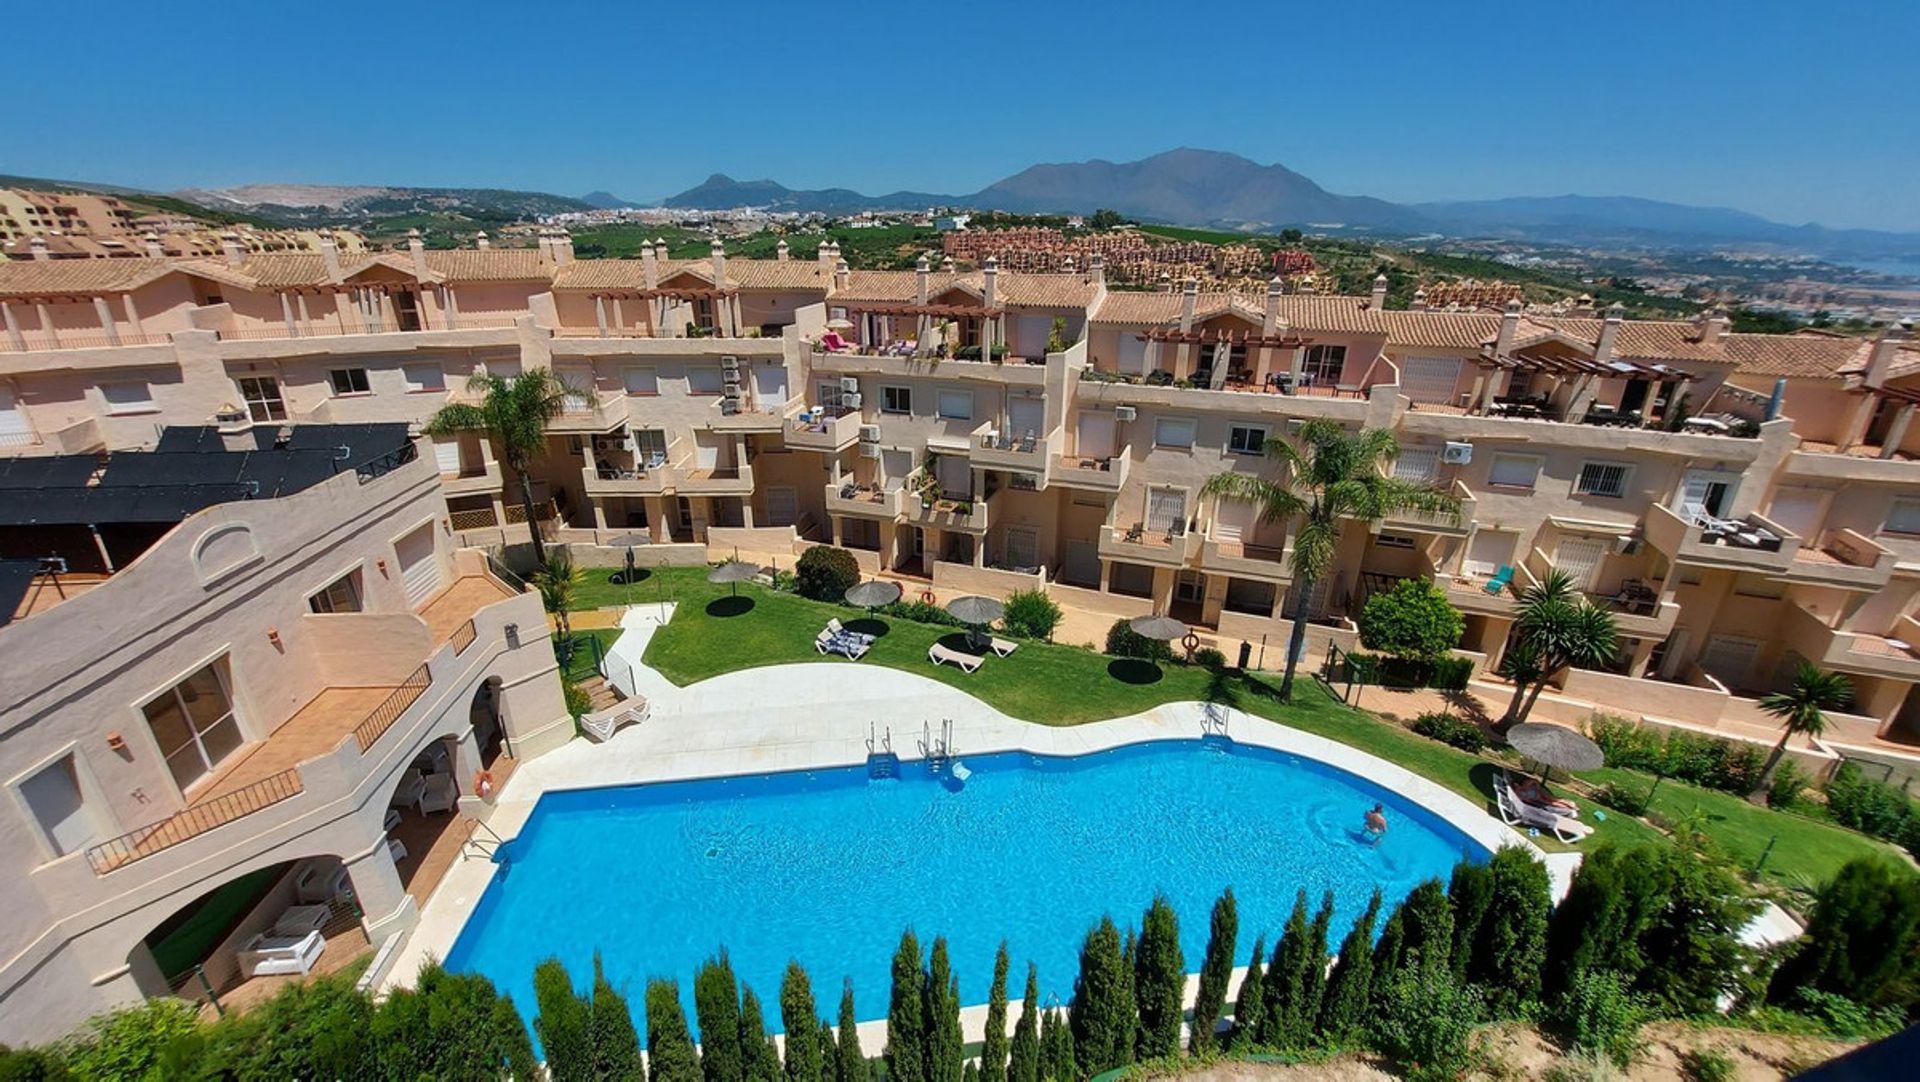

{"left": 1505, "top": 722, "right": 1605, "bottom": 783}
{"left": 706, "top": 560, "right": 760, "bottom": 598}
{"left": 844, "top": 578, "right": 902, "bottom": 615}
{"left": 1127, "top": 612, "right": 1191, "bottom": 668}
{"left": 945, "top": 595, "right": 1005, "bottom": 652}
{"left": 606, "top": 532, "right": 651, "bottom": 610}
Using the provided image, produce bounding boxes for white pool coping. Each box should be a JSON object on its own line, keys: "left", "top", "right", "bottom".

{"left": 386, "top": 606, "right": 1570, "bottom": 1003}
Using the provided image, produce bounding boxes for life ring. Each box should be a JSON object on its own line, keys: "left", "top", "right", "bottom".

{"left": 1182, "top": 631, "right": 1202, "bottom": 656}
{"left": 473, "top": 771, "right": 494, "bottom": 799}
{"left": 919, "top": 588, "right": 937, "bottom": 605}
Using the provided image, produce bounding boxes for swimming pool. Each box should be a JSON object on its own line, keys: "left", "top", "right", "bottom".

{"left": 445, "top": 738, "right": 1487, "bottom": 1031}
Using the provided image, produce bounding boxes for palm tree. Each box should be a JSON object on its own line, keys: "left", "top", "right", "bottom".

{"left": 423, "top": 369, "right": 577, "bottom": 564}
{"left": 532, "top": 547, "right": 583, "bottom": 641}
{"left": 1752, "top": 661, "right": 1853, "bottom": 800}
{"left": 1495, "top": 570, "right": 1619, "bottom": 728}
{"left": 1202, "top": 420, "right": 1461, "bottom": 701}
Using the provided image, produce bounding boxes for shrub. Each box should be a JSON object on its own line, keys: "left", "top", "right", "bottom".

{"left": 1412, "top": 711, "right": 1487, "bottom": 752}
{"left": 782, "top": 963, "right": 826, "bottom": 1082}
{"left": 646, "top": 979, "right": 702, "bottom": 1082}
{"left": 1769, "top": 857, "right": 1920, "bottom": 1013}
{"left": 1785, "top": 989, "right": 1908, "bottom": 1040}
{"left": 886, "top": 932, "right": 929, "bottom": 1082}
{"left": 1768, "top": 759, "right": 1811, "bottom": 810}
{"left": 924, "top": 939, "right": 963, "bottom": 1082}
{"left": 534, "top": 959, "right": 592, "bottom": 1081}
{"left": 0, "top": 1046, "right": 69, "bottom": 1081}
{"left": 1133, "top": 896, "right": 1184, "bottom": 1058}
{"left": 1002, "top": 590, "right": 1062, "bottom": 640}
{"left": 1543, "top": 1049, "right": 1628, "bottom": 1082}
{"left": 794, "top": 545, "right": 861, "bottom": 602}
{"left": 1357, "top": 578, "right": 1464, "bottom": 662}
{"left": 1824, "top": 763, "right": 1917, "bottom": 842}
{"left": 1316, "top": 890, "right": 1382, "bottom": 1044}
{"left": 60, "top": 1000, "right": 202, "bottom": 1082}
{"left": 1373, "top": 968, "right": 1483, "bottom": 1082}
{"left": 1192, "top": 646, "right": 1228, "bottom": 670}
{"left": 980, "top": 946, "right": 1010, "bottom": 1082}
{"left": 1592, "top": 782, "right": 1649, "bottom": 816}
{"left": 1679, "top": 1047, "right": 1736, "bottom": 1082}
{"left": 695, "top": 953, "right": 745, "bottom": 1082}
{"left": 1586, "top": 715, "right": 1766, "bottom": 795}
{"left": 1553, "top": 969, "right": 1646, "bottom": 1068}
{"left": 1069, "top": 917, "right": 1133, "bottom": 1073}
{"left": 1104, "top": 619, "right": 1172, "bottom": 661}
{"left": 876, "top": 599, "right": 967, "bottom": 627}
{"left": 1008, "top": 965, "right": 1040, "bottom": 1082}
{"left": 1190, "top": 890, "right": 1237, "bottom": 1055}
{"left": 1429, "top": 655, "right": 1474, "bottom": 691}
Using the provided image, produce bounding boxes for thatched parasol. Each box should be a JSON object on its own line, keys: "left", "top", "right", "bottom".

{"left": 945, "top": 595, "right": 1005, "bottom": 650}
{"left": 706, "top": 560, "right": 760, "bottom": 598}
{"left": 1506, "top": 722, "right": 1606, "bottom": 781}
{"left": 1129, "top": 614, "right": 1189, "bottom": 642}
{"left": 844, "top": 579, "right": 903, "bottom": 611}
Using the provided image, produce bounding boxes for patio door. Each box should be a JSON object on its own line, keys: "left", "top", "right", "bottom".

{"left": 1677, "top": 470, "right": 1737, "bottom": 520}
{"left": 1553, "top": 536, "right": 1607, "bottom": 592}
{"left": 1464, "top": 529, "right": 1517, "bottom": 576}
{"left": 1401, "top": 357, "right": 1463, "bottom": 405}
{"left": 753, "top": 364, "right": 788, "bottom": 407}
{"left": 1700, "top": 635, "right": 1763, "bottom": 689}
{"left": 1146, "top": 488, "right": 1187, "bottom": 535}
{"left": 935, "top": 455, "right": 972, "bottom": 499}
{"left": 1005, "top": 527, "right": 1040, "bottom": 570}
{"left": 396, "top": 523, "right": 442, "bottom": 606}
{"left": 1062, "top": 541, "right": 1099, "bottom": 586}
{"left": 881, "top": 449, "right": 913, "bottom": 489}
{"left": 1175, "top": 570, "right": 1207, "bottom": 604}
{"left": 1076, "top": 411, "right": 1116, "bottom": 458}
{"left": 764, "top": 486, "right": 797, "bottom": 527}
{"left": 1118, "top": 334, "right": 1148, "bottom": 376}
{"left": 1008, "top": 396, "right": 1045, "bottom": 442}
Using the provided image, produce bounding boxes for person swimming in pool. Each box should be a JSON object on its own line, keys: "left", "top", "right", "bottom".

{"left": 1363, "top": 803, "right": 1389, "bottom": 842}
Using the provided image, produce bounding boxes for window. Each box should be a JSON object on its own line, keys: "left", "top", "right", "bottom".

{"left": 1153, "top": 417, "right": 1196, "bottom": 449}
{"left": 1886, "top": 498, "right": 1920, "bottom": 536}
{"left": 1394, "top": 447, "right": 1439, "bottom": 482}
{"left": 328, "top": 368, "right": 370, "bottom": 396}
{"left": 1376, "top": 532, "right": 1417, "bottom": 550}
{"left": 1487, "top": 454, "right": 1540, "bottom": 490}
{"left": 1146, "top": 488, "right": 1188, "bottom": 534}
{"left": 1303, "top": 344, "right": 1347, "bottom": 384}
{"left": 624, "top": 367, "right": 659, "bottom": 396}
{"left": 686, "top": 368, "right": 723, "bottom": 395}
{"left": 401, "top": 363, "right": 445, "bottom": 393}
{"left": 308, "top": 570, "right": 363, "bottom": 614}
{"left": 882, "top": 386, "right": 912, "bottom": 415}
{"left": 1576, "top": 461, "right": 1631, "bottom": 499}
{"left": 142, "top": 663, "right": 243, "bottom": 792}
{"left": 101, "top": 381, "right": 153, "bottom": 414}
{"left": 16, "top": 754, "right": 98, "bottom": 858}
{"left": 935, "top": 390, "right": 973, "bottom": 420}
{"left": 1228, "top": 425, "right": 1268, "bottom": 455}
{"left": 632, "top": 428, "right": 669, "bottom": 465}
{"left": 236, "top": 376, "right": 285, "bottom": 422}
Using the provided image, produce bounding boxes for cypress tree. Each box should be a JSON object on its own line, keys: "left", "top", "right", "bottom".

{"left": 781, "top": 962, "right": 825, "bottom": 1082}
{"left": 1260, "top": 890, "right": 1311, "bottom": 1047}
{"left": 1227, "top": 935, "right": 1265, "bottom": 1049}
{"left": 820, "top": 1019, "right": 841, "bottom": 1082}
{"left": 1007, "top": 964, "right": 1041, "bottom": 1082}
{"left": 885, "top": 930, "right": 929, "bottom": 1082}
{"left": 924, "top": 938, "right": 964, "bottom": 1082}
{"left": 1119, "top": 928, "right": 1139, "bottom": 1061}
{"left": 836, "top": 980, "right": 868, "bottom": 1082}
{"left": 980, "top": 943, "right": 1011, "bottom": 1082}
{"left": 1040, "top": 1006, "right": 1076, "bottom": 1082}
{"left": 1317, "top": 889, "right": 1381, "bottom": 1043}
{"left": 593, "top": 953, "right": 646, "bottom": 1081}
{"left": 1070, "top": 917, "right": 1132, "bottom": 1073}
{"left": 1396, "top": 878, "right": 1455, "bottom": 976}
{"left": 695, "top": 953, "right": 746, "bottom": 1082}
{"left": 740, "top": 985, "right": 783, "bottom": 1082}
{"left": 1446, "top": 859, "right": 1496, "bottom": 984}
{"left": 1298, "top": 891, "right": 1335, "bottom": 1039}
{"left": 647, "top": 979, "right": 703, "bottom": 1082}
{"left": 964, "top": 1063, "right": 980, "bottom": 1082}
{"left": 1189, "top": 888, "right": 1238, "bottom": 1055}
{"left": 1545, "top": 846, "right": 1661, "bottom": 997}
{"left": 1476, "top": 847, "right": 1552, "bottom": 1015}
{"left": 1134, "top": 895, "right": 1184, "bottom": 1059}
{"left": 533, "top": 957, "right": 592, "bottom": 1082}
{"left": 1367, "top": 907, "right": 1407, "bottom": 1022}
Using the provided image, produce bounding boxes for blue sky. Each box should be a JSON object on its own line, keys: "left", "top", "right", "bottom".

{"left": 3, "top": 0, "right": 1917, "bottom": 230}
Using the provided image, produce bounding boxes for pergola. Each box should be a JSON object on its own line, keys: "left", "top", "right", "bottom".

{"left": 837, "top": 301, "right": 1006, "bottom": 355}
{"left": 1127, "top": 326, "right": 1316, "bottom": 388}
{"left": 1472, "top": 350, "right": 1701, "bottom": 421}
{"left": 578, "top": 285, "right": 743, "bottom": 337}
{"left": 272, "top": 277, "right": 439, "bottom": 336}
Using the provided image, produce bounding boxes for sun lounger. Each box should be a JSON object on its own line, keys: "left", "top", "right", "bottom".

{"left": 388, "top": 769, "right": 426, "bottom": 810}
{"left": 816, "top": 630, "right": 869, "bottom": 659}
{"left": 1483, "top": 565, "right": 1516, "bottom": 595}
{"left": 386, "top": 836, "right": 408, "bottom": 864}
{"left": 418, "top": 772, "right": 460, "bottom": 815}
{"left": 239, "top": 930, "right": 326, "bottom": 978}
{"left": 826, "top": 618, "right": 876, "bottom": 645}
{"left": 988, "top": 636, "right": 1018, "bottom": 658}
{"left": 1509, "top": 772, "right": 1579, "bottom": 817}
{"left": 929, "top": 643, "right": 983, "bottom": 673}
{"left": 272, "top": 903, "right": 333, "bottom": 937}
{"left": 1494, "top": 773, "right": 1593, "bottom": 843}
{"left": 582, "top": 695, "right": 649, "bottom": 742}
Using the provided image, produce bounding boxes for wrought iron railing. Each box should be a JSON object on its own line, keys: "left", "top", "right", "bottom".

{"left": 352, "top": 664, "right": 432, "bottom": 752}
{"left": 353, "top": 440, "right": 419, "bottom": 483}
{"left": 450, "top": 618, "right": 478, "bottom": 654}
{"left": 85, "top": 769, "right": 305, "bottom": 874}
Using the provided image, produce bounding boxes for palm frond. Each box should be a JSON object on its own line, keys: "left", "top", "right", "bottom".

{"left": 421, "top": 402, "right": 488, "bottom": 437}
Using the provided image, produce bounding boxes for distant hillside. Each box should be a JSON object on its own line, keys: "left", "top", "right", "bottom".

{"left": 173, "top": 184, "right": 595, "bottom": 229}
{"left": 580, "top": 190, "right": 640, "bottom": 210}
{"left": 661, "top": 174, "right": 954, "bottom": 215}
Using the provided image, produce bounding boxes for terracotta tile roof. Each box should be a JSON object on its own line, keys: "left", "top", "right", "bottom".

{"left": 1268, "top": 294, "right": 1387, "bottom": 335}
{"left": 1533, "top": 316, "right": 1733, "bottom": 363}
{"left": 423, "top": 248, "right": 549, "bottom": 282}
{"left": 993, "top": 272, "right": 1102, "bottom": 309}
{"left": 551, "top": 260, "right": 651, "bottom": 291}
{"left": 831, "top": 270, "right": 978, "bottom": 304}
{"left": 1381, "top": 310, "right": 1500, "bottom": 350}
{"left": 726, "top": 259, "right": 831, "bottom": 292}
{"left": 1095, "top": 290, "right": 1389, "bottom": 335}
{"left": 0, "top": 258, "right": 180, "bottom": 297}
{"left": 1726, "top": 332, "right": 1872, "bottom": 379}
{"left": 1090, "top": 290, "right": 1208, "bottom": 325}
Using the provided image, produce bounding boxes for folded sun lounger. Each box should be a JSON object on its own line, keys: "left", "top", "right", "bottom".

{"left": 239, "top": 929, "right": 326, "bottom": 978}
{"left": 988, "top": 636, "right": 1018, "bottom": 658}
{"left": 929, "top": 643, "right": 983, "bottom": 673}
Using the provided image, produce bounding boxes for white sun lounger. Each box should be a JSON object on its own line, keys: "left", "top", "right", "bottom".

{"left": 1495, "top": 773, "right": 1593, "bottom": 843}
{"left": 271, "top": 903, "right": 332, "bottom": 937}
{"left": 929, "top": 643, "right": 983, "bottom": 673}
{"left": 989, "top": 636, "right": 1019, "bottom": 658}
{"left": 816, "top": 631, "right": 869, "bottom": 659}
{"left": 826, "top": 618, "right": 876, "bottom": 645}
{"left": 582, "top": 695, "right": 650, "bottom": 742}
{"left": 239, "top": 929, "right": 326, "bottom": 978}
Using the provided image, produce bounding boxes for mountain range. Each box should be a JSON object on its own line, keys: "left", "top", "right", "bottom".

{"left": 659, "top": 148, "right": 1920, "bottom": 264}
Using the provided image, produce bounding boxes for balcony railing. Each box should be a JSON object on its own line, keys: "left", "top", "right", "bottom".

{"left": 450, "top": 618, "right": 478, "bottom": 655}
{"left": 84, "top": 768, "right": 305, "bottom": 874}
{"left": 1, "top": 331, "right": 167, "bottom": 352}
{"left": 449, "top": 506, "right": 500, "bottom": 531}
{"left": 354, "top": 441, "right": 420, "bottom": 484}
{"left": 352, "top": 664, "right": 432, "bottom": 752}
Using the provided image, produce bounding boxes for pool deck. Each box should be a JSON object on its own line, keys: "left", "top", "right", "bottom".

{"left": 386, "top": 604, "right": 1582, "bottom": 1046}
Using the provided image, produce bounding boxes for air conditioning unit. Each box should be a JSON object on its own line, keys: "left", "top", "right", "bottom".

{"left": 1285, "top": 419, "right": 1306, "bottom": 435}
{"left": 723, "top": 370, "right": 741, "bottom": 386}
{"left": 1614, "top": 535, "right": 1641, "bottom": 555}
{"left": 1442, "top": 441, "right": 1474, "bottom": 465}
{"left": 858, "top": 424, "right": 881, "bottom": 442}
{"left": 592, "top": 435, "right": 622, "bottom": 452}
{"left": 843, "top": 392, "right": 863, "bottom": 408}
{"left": 721, "top": 354, "right": 740, "bottom": 372}
{"left": 1114, "top": 405, "right": 1138, "bottom": 422}
{"left": 859, "top": 442, "right": 881, "bottom": 458}
{"left": 719, "top": 398, "right": 740, "bottom": 416}
{"left": 839, "top": 377, "right": 861, "bottom": 394}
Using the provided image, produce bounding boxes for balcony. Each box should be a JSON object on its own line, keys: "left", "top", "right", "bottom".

{"left": 1645, "top": 504, "right": 1803, "bottom": 573}
{"left": 1200, "top": 535, "right": 1291, "bottom": 583}
{"left": 1377, "top": 479, "right": 1475, "bottom": 537}
{"left": 582, "top": 460, "right": 676, "bottom": 497}
{"left": 708, "top": 395, "right": 798, "bottom": 434}
{"left": 972, "top": 423, "right": 1056, "bottom": 477}
{"left": 1784, "top": 529, "right": 1897, "bottom": 590}
{"left": 1430, "top": 558, "right": 1541, "bottom": 618}
{"left": 440, "top": 457, "right": 502, "bottom": 497}
{"left": 811, "top": 349, "right": 1048, "bottom": 386}
{"left": 550, "top": 388, "right": 628, "bottom": 434}
{"left": 1049, "top": 445, "right": 1131, "bottom": 493}
{"left": 1784, "top": 604, "right": 1920, "bottom": 683}
{"left": 677, "top": 463, "right": 755, "bottom": 496}
{"left": 903, "top": 490, "right": 990, "bottom": 533}
{"left": 788, "top": 408, "right": 863, "bottom": 452}
{"left": 1099, "top": 516, "right": 1200, "bottom": 569}
{"left": 824, "top": 481, "right": 907, "bottom": 520}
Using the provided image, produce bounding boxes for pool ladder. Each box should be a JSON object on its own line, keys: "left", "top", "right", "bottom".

{"left": 462, "top": 817, "right": 510, "bottom": 861}
{"left": 921, "top": 719, "right": 956, "bottom": 772}
{"left": 867, "top": 723, "right": 899, "bottom": 779}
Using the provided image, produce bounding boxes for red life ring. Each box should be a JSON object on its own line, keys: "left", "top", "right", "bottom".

{"left": 919, "top": 588, "right": 937, "bottom": 605}
{"left": 473, "top": 771, "right": 494, "bottom": 798}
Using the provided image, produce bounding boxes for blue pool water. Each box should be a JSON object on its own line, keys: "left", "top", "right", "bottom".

{"left": 446, "top": 739, "right": 1486, "bottom": 1031}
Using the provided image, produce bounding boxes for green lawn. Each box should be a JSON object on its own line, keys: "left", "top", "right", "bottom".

{"left": 560, "top": 565, "right": 1898, "bottom": 890}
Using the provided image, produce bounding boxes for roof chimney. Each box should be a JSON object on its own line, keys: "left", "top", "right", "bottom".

{"left": 1062, "top": 255, "right": 1076, "bottom": 274}
{"left": 27, "top": 236, "right": 48, "bottom": 260}
{"left": 828, "top": 241, "right": 842, "bottom": 270}
{"left": 1089, "top": 253, "right": 1105, "bottom": 287}
{"left": 475, "top": 230, "right": 491, "bottom": 249}
{"left": 982, "top": 256, "right": 998, "bottom": 309}
{"left": 817, "top": 240, "right": 832, "bottom": 275}
{"left": 143, "top": 231, "right": 165, "bottom": 259}
{"left": 1494, "top": 297, "right": 1523, "bottom": 355}
{"left": 834, "top": 258, "right": 850, "bottom": 291}
{"left": 1263, "top": 277, "right": 1283, "bottom": 335}
{"left": 1864, "top": 320, "right": 1912, "bottom": 389}
{"left": 776, "top": 238, "right": 789, "bottom": 262}
{"left": 407, "top": 228, "right": 429, "bottom": 276}
{"left": 941, "top": 255, "right": 955, "bottom": 272}
{"left": 1574, "top": 293, "right": 1596, "bottom": 317}
{"left": 915, "top": 254, "right": 930, "bottom": 306}
{"left": 551, "top": 228, "right": 573, "bottom": 265}
{"left": 1158, "top": 272, "right": 1172, "bottom": 294}
{"left": 1410, "top": 287, "right": 1428, "bottom": 312}
{"left": 1179, "top": 277, "right": 1198, "bottom": 330}
{"left": 1371, "top": 273, "right": 1389, "bottom": 310}
{"left": 1594, "top": 302, "right": 1624, "bottom": 367}
{"left": 709, "top": 237, "right": 727, "bottom": 286}
{"left": 318, "top": 229, "right": 341, "bottom": 278}
{"left": 653, "top": 238, "right": 670, "bottom": 266}
{"left": 641, "top": 240, "right": 659, "bottom": 289}
{"left": 219, "top": 231, "right": 245, "bottom": 267}
{"left": 1702, "top": 307, "right": 1729, "bottom": 345}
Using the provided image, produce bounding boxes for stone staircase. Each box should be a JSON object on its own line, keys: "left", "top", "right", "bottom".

{"left": 578, "top": 673, "right": 621, "bottom": 713}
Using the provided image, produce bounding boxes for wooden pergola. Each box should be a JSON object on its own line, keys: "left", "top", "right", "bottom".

{"left": 1137, "top": 326, "right": 1313, "bottom": 349}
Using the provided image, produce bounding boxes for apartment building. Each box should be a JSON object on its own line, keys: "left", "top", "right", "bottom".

{"left": 0, "top": 423, "right": 569, "bottom": 1043}
{"left": 3, "top": 232, "right": 1919, "bottom": 778}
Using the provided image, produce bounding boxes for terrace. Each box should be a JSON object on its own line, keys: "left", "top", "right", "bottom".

{"left": 1644, "top": 503, "right": 1803, "bottom": 573}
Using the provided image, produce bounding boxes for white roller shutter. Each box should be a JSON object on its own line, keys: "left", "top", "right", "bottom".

{"left": 395, "top": 524, "right": 442, "bottom": 606}
{"left": 1553, "top": 537, "right": 1607, "bottom": 591}
{"left": 432, "top": 438, "right": 462, "bottom": 475}
{"left": 1076, "top": 411, "right": 1116, "bottom": 458}
{"left": 1400, "top": 357, "right": 1463, "bottom": 405}
{"left": 764, "top": 486, "right": 797, "bottom": 527}
{"left": 1213, "top": 498, "right": 1256, "bottom": 542}
{"left": 0, "top": 385, "right": 32, "bottom": 447}
{"left": 753, "top": 364, "right": 789, "bottom": 407}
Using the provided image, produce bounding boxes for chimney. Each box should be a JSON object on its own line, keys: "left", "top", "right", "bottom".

{"left": 941, "top": 255, "right": 955, "bottom": 272}
{"left": 915, "top": 254, "right": 930, "bottom": 306}
{"left": 407, "top": 228, "right": 429, "bottom": 276}
{"left": 1089, "top": 253, "right": 1105, "bottom": 287}
{"left": 27, "top": 236, "right": 48, "bottom": 260}
{"left": 318, "top": 229, "right": 341, "bottom": 278}
{"left": 776, "top": 238, "right": 789, "bottom": 262}
{"left": 1298, "top": 275, "right": 1317, "bottom": 295}
{"left": 834, "top": 258, "right": 850, "bottom": 291}
{"left": 475, "top": 230, "right": 491, "bottom": 249}
{"left": 1410, "top": 287, "right": 1428, "bottom": 312}
{"left": 1574, "top": 293, "right": 1596, "bottom": 317}
{"left": 1864, "top": 319, "right": 1912, "bottom": 389}
{"left": 1702, "top": 307, "right": 1729, "bottom": 345}
{"left": 1158, "top": 272, "right": 1172, "bottom": 294}
{"left": 552, "top": 228, "right": 573, "bottom": 265}
{"left": 1062, "top": 255, "right": 1076, "bottom": 274}
{"left": 654, "top": 238, "right": 670, "bottom": 266}
{"left": 709, "top": 238, "right": 727, "bottom": 286}
{"left": 219, "top": 231, "right": 245, "bottom": 267}
{"left": 1594, "top": 302, "right": 1624, "bottom": 367}
{"left": 1371, "top": 273, "right": 1389, "bottom": 310}
{"left": 982, "top": 255, "right": 998, "bottom": 309}
{"left": 534, "top": 227, "right": 553, "bottom": 263}
{"left": 641, "top": 240, "right": 659, "bottom": 289}
{"left": 1179, "top": 277, "right": 1198, "bottom": 330}
{"left": 143, "top": 231, "right": 165, "bottom": 259}
{"left": 1494, "top": 297, "right": 1522, "bottom": 355}
{"left": 817, "top": 241, "right": 833, "bottom": 275}
{"left": 1264, "top": 277, "right": 1282, "bottom": 332}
